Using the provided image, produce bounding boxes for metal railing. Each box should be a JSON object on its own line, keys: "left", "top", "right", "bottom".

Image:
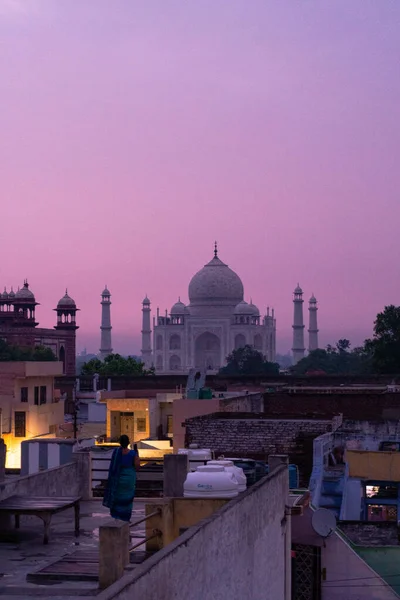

{"left": 129, "top": 508, "right": 162, "bottom": 553}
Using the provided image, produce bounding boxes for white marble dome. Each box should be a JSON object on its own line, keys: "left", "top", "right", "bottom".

{"left": 234, "top": 300, "right": 252, "bottom": 315}
{"left": 188, "top": 254, "right": 244, "bottom": 307}
{"left": 171, "top": 298, "right": 186, "bottom": 315}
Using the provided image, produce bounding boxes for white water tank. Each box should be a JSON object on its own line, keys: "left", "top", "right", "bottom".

{"left": 207, "top": 460, "right": 247, "bottom": 493}
{"left": 178, "top": 448, "right": 212, "bottom": 471}
{"left": 184, "top": 464, "right": 239, "bottom": 498}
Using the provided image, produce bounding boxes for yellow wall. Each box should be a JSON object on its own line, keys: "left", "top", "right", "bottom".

{"left": 105, "top": 398, "right": 150, "bottom": 442}
{"left": 145, "top": 498, "right": 229, "bottom": 550}
{"left": 0, "top": 363, "right": 64, "bottom": 469}
{"left": 347, "top": 450, "right": 400, "bottom": 481}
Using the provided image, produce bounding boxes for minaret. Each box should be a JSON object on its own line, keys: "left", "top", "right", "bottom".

{"left": 308, "top": 294, "right": 319, "bottom": 352}
{"left": 100, "top": 286, "right": 113, "bottom": 359}
{"left": 292, "top": 284, "right": 305, "bottom": 364}
{"left": 141, "top": 296, "right": 152, "bottom": 368}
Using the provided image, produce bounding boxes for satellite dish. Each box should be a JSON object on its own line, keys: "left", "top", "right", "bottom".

{"left": 312, "top": 509, "right": 337, "bottom": 538}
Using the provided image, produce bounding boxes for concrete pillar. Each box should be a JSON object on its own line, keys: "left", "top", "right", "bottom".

{"left": 163, "top": 454, "right": 188, "bottom": 498}
{"left": 73, "top": 450, "right": 92, "bottom": 500}
{"left": 0, "top": 439, "right": 6, "bottom": 482}
{"left": 145, "top": 500, "right": 174, "bottom": 550}
{"left": 99, "top": 519, "right": 130, "bottom": 589}
{"left": 107, "top": 378, "right": 112, "bottom": 392}
{"left": 268, "top": 454, "right": 289, "bottom": 474}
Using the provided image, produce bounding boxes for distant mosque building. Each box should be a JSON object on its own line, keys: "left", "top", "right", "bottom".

{"left": 291, "top": 284, "right": 319, "bottom": 364}
{"left": 0, "top": 281, "right": 78, "bottom": 375}
{"left": 140, "top": 244, "right": 276, "bottom": 373}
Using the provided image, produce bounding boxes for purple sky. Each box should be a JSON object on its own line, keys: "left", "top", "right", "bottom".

{"left": 1, "top": 1, "right": 400, "bottom": 355}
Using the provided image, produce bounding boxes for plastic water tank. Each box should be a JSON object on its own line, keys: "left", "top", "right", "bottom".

{"left": 178, "top": 448, "right": 212, "bottom": 471}
{"left": 224, "top": 458, "right": 257, "bottom": 486}
{"left": 184, "top": 465, "right": 239, "bottom": 498}
{"left": 207, "top": 460, "right": 247, "bottom": 492}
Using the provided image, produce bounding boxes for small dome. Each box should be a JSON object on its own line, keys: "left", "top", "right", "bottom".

{"left": 102, "top": 286, "right": 110, "bottom": 296}
{"left": 2, "top": 287, "right": 8, "bottom": 299}
{"left": 8, "top": 287, "right": 15, "bottom": 298}
{"left": 248, "top": 300, "right": 260, "bottom": 316}
{"left": 234, "top": 300, "right": 252, "bottom": 315}
{"left": 171, "top": 298, "right": 186, "bottom": 315}
{"left": 294, "top": 284, "right": 303, "bottom": 294}
{"left": 15, "top": 281, "right": 35, "bottom": 300}
{"left": 142, "top": 295, "right": 150, "bottom": 305}
{"left": 309, "top": 294, "right": 317, "bottom": 303}
{"left": 57, "top": 290, "right": 76, "bottom": 307}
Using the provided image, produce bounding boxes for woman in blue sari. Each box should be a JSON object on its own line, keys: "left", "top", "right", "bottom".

{"left": 103, "top": 435, "right": 140, "bottom": 522}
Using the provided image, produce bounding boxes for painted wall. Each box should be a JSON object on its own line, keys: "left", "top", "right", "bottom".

{"left": 346, "top": 450, "right": 400, "bottom": 481}
{"left": 96, "top": 466, "right": 288, "bottom": 600}
{"left": 173, "top": 398, "right": 220, "bottom": 451}
{"left": 322, "top": 531, "right": 399, "bottom": 599}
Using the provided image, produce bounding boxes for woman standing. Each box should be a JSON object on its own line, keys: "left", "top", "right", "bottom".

{"left": 103, "top": 435, "right": 140, "bottom": 522}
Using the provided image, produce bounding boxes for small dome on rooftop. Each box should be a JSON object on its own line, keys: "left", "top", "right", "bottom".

{"left": 57, "top": 290, "right": 76, "bottom": 307}
{"left": 248, "top": 300, "right": 260, "bottom": 316}
{"left": 142, "top": 295, "right": 150, "bottom": 305}
{"left": 102, "top": 286, "right": 110, "bottom": 296}
{"left": 234, "top": 300, "right": 252, "bottom": 315}
{"left": 2, "top": 287, "right": 8, "bottom": 299}
{"left": 15, "top": 281, "right": 35, "bottom": 300}
{"left": 171, "top": 298, "right": 186, "bottom": 315}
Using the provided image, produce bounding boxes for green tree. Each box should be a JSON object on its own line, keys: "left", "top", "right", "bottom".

{"left": 0, "top": 339, "right": 56, "bottom": 362}
{"left": 292, "top": 340, "right": 370, "bottom": 375}
{"left": 219, "top": 345, "right": 279, "bottom": 376}
{"left": 81, "top": 353, "right": 154, "bottom": 376}
{"left": 365, "top": 305, "right": 400, "bottom": 374}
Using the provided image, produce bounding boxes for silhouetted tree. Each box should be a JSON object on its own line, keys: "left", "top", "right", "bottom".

{"left": 219, "top": 345, "right": 279, "bottom": 375}
{"left": 364, "top": 305, "right": 400, "bottom": 374}
{"left": 292, "top": 341, "right": 371, "bottom": 375}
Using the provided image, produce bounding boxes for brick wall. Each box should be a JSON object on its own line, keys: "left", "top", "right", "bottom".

{"left": 184, "top": 413, "right": 333, "bottom": 485}
{"left": 264, "top": 392, "right": 400, "bottom": 420}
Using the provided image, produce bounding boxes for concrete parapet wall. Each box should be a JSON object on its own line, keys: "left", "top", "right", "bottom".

{"left": 0, "top": 452, "right": 91, "bottom": 502}
{"left": 96, "top": 466, "right": 288, "bottom": 600}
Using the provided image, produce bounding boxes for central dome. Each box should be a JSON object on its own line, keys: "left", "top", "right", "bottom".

{"left": 188, "top": 251, "right": 244, "bottom": 308}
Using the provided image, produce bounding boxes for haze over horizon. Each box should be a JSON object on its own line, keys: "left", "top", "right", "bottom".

{"left": 1, "top": 1, "right": 399, "bottom": 357}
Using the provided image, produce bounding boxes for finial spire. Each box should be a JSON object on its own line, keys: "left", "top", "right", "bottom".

{"left": 214, "top": 241, "right": 218, "bottom": 258}
{"left": 65, "top": 288, "right": 68, "bottom": 295}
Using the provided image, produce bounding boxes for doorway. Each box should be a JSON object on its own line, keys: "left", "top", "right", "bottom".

{"left": 120, "top": 412, "right": 135, "bottom": 442}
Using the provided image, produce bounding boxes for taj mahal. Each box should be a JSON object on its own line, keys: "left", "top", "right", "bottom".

{"left": 139, "top": 244, "right": 276, "bottom": 373}
{"left": 98, "top": 244, "right": 320, "bottom": 372}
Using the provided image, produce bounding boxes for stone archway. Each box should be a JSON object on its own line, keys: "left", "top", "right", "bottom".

{"left": 195, "top": 332, "right": 221, "bottom": 370}
{"left": 59, "top": 346, "right": 66, "bottom": 373}
{"left": 235, "top": 333, "right": 246, "bottom": 350}
{"left": 169, "top": 354, "right": 181, "bottom": 371}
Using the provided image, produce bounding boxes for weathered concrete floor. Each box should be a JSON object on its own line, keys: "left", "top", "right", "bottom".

{"left": 0, "top": 499, "right": 146, "bottom": 598}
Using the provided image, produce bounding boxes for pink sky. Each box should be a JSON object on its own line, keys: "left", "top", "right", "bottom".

{"left": 1, "top": 1, "right": 400, "bottom": 355}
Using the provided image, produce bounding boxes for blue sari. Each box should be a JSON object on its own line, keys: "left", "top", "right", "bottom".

{"left": 103, "top": 448, "right": 137, "bottom": 522}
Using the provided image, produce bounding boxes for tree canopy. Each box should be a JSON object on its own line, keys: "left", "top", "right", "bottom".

{"left": 81, "top": 353, "right": 154, "bottom": 376}
{"left": 364, "top": 305, "right": 400, "bottom": 374}
{"left": 291, "top": 340, "right": 371, "bottom": 375}
{"left": 219, "top": 345, "right": 280, "bottom": 376}
{"left": 0, "top": 339, "right": 56, "bottom": 362}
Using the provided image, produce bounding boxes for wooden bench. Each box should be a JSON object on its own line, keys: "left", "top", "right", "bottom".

{"left": 0, "top": 495, "right": 81, "bottom": 544}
